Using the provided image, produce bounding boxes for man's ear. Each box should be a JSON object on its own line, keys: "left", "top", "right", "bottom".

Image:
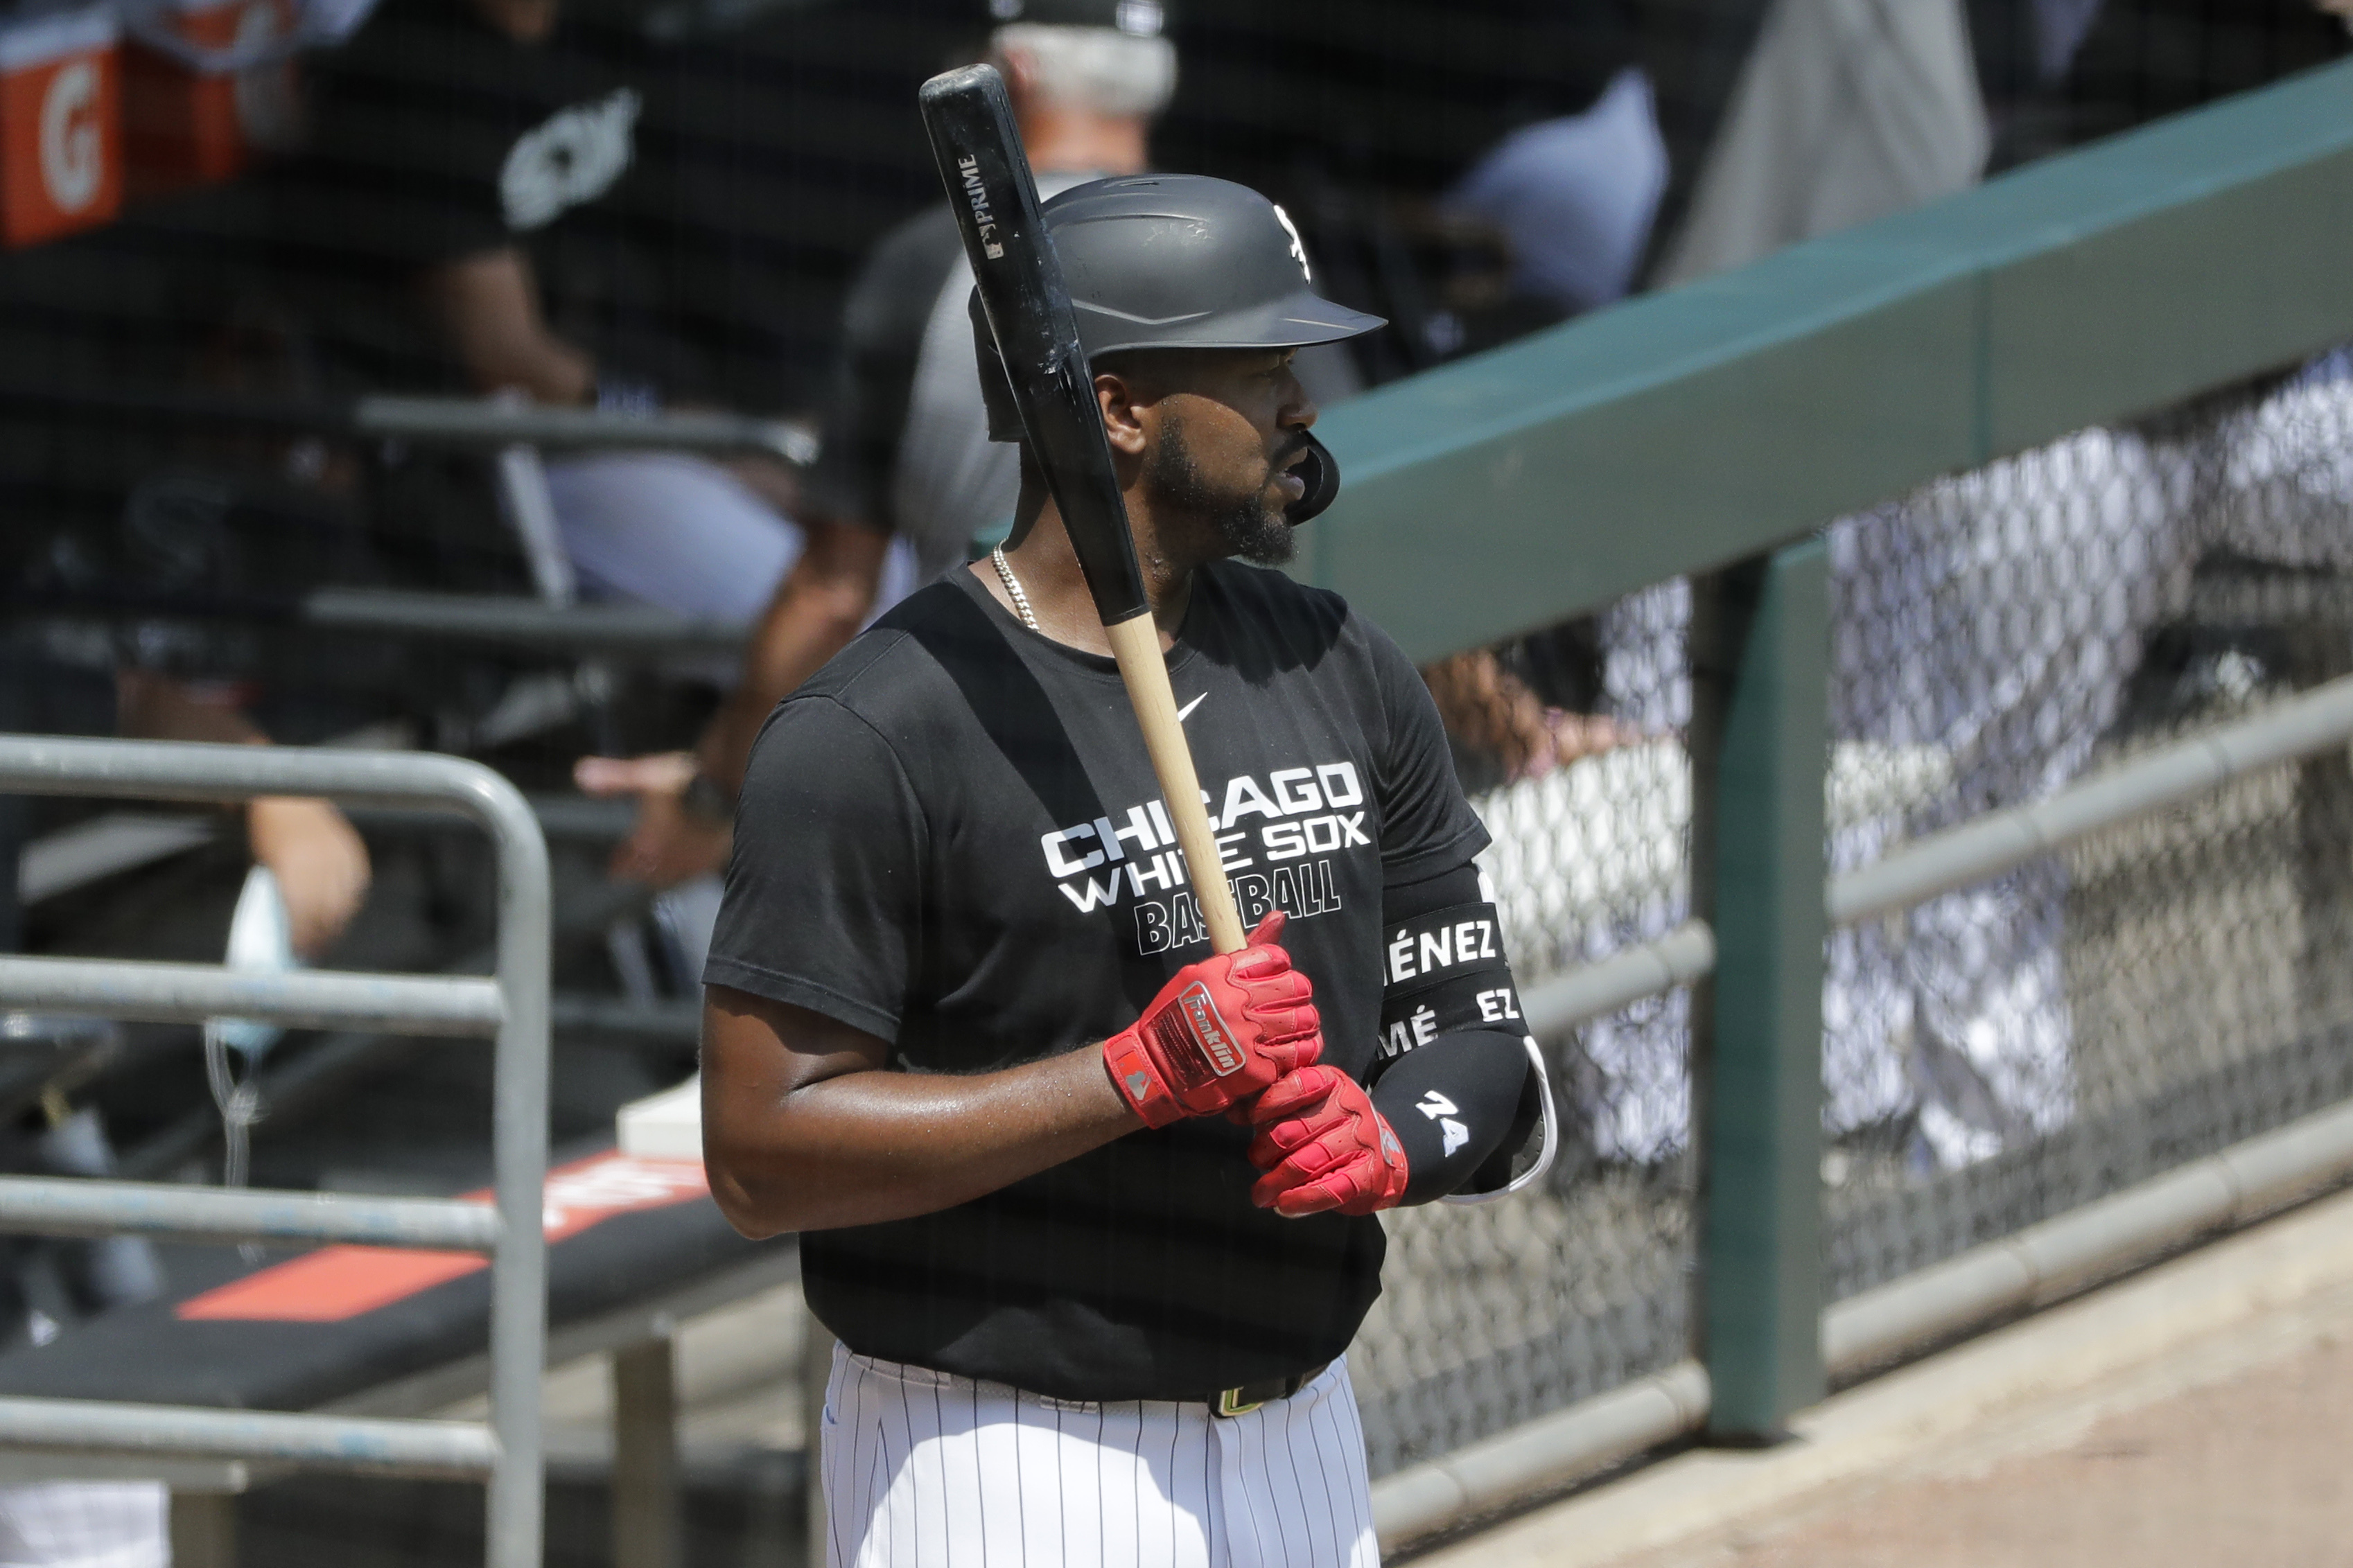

{"left": 1095, "top": 371, "right": 1151, "bottom": 457}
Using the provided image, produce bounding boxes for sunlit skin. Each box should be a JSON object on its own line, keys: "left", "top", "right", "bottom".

{"left": 701, "top": 349, "right": 1319, "bottom": 1240}
{"left": 114, "top": 671, "right": 371, "bottom": 959}
{"left": 975, "top": 346, "right": 1319, "bottom": 654}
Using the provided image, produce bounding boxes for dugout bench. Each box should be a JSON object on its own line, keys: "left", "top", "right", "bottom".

{"left": 0, "top": 1140, "right": 793, "bottom": 1568}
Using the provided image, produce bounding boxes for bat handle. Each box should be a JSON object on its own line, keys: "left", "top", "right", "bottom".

{"left": 1102, "top": 615, "right": 1249, "bottom": 954}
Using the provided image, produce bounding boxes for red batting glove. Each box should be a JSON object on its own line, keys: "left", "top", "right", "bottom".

{"left": 1245, "top": 1065, "right": 1409, "bottom": 1217}
{"left": 1103, "top": 912, "right": 1322, "bottom": 1128}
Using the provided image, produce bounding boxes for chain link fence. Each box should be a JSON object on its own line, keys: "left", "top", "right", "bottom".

{"left": 1354, "top": 347, "right": 2353, "bottom": 1477}
{"left": 1824, "top": 350, "right": 2353, "bottom": 1300}
{"left": 1354, "top": 600, "right": 1698, "bottom": 1479}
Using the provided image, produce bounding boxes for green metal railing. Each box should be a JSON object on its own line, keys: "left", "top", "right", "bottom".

{"left": 1306, "top": 59, "right": 2353, "bottom": 1451}
{"left": 1308, "top": 59, "right": 2353, "bottom": 662}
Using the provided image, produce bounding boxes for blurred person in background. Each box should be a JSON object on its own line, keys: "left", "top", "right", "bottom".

{"left": 579, "top": 0, "right": 1628, "bottom": 886}
{"left": 1650, "top": 0, "right": 1987, "bottom": 286}
{"left": 1438, "top": 1, "right": 1669, "bottom": 325}
{"left": 575, "top": 0, "right": 1182, "bottom": 894}
{"left": 1573, "top": 0, "right": 2353, "bottom": 1172}
{"left": 0, "top": 655, "right": 369, "bottom": 969}
{"left": 283, "top": 0, "right": 812, "bottom": 621}
{"left": 1156, "top": 0, "right": 1665, "bottom": 368}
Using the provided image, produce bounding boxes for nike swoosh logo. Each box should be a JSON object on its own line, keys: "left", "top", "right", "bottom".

{"left": 1176, "top": 694, "right": 1207, "bottom": 723}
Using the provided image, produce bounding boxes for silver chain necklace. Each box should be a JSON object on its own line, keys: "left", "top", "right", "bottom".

{"left": 990, "top": 545, "right": 1041, "bottom": 632}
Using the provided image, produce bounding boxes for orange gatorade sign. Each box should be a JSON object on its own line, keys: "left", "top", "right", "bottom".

{"left": 122, "top": 0, "right": 298, "bottom": 195}
{"left": 0, "top": 3, "right": 121, "bottom": 247}
{"left": 177, "top": 1152, "right": 713, "bottom": 1323}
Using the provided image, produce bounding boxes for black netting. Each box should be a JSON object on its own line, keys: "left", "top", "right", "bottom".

{"left": 1362, "top": 347, "right": 2353, "bottom": 1476}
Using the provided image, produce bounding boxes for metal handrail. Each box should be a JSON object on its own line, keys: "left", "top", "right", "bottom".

{"left": 0, "top": 958, "right": 502, "bottom": 1035}
{"left": 0, "top": 380, "right": 818, "bottom": 467}
{"left": 0, "top": 736, "right": 550, "bottom": 1568}
{"left": 1521, "top": 922, "right": 1715, "bottom": 1039}
{"left": 1517, "top": 671, "right": 2353, "bottom": 1035}
{"left": 304, "top": 588, "right": 749, "bottom": 658}
{"left": 1830, "top": 673, "right": 2353, "bottom": 925}
{"left": 354, "top": 396, "right": 819, "bottom": 466}
{"left": 0, "top": 1179, "right": 500, "bottom": 1251}
{"left": 3, "top": 586, "right": 751, "bottom": 662}
{"left": 0, "top": 1398, "right": 497, "bottom": 1478}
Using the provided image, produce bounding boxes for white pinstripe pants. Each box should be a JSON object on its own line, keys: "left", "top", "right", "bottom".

{"left": 821, "top": 1345, "right": 1381, "bottom": 1568}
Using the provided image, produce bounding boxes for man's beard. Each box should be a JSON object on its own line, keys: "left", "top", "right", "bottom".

{"left": 1146, "top": 416, "right": 1297, "bottom": 567}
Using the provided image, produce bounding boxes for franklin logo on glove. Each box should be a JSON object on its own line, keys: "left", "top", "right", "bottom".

{"left": 1180, "top": 987, "right": 1242, "bottom": 1074}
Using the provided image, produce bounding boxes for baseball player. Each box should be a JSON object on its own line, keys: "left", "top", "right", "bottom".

{"left": 701, "top": 174, "right": 1553, "bottom": 1567}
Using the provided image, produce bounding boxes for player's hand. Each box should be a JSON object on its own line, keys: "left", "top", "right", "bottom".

{"left": 575, "top": 752, "right": 732, "bottom": 888}
{"left": 1243, "top": 1065, "right": 1409, "bottom": 1217}
{"left": 245, "top": 796, "right": 371, "bottom": 959}
{"left": 1102, "top": 912, "right": 1322, "bottom": 1128}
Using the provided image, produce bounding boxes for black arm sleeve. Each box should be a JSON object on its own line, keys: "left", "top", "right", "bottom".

{"left": 1366, "top": 863, "right": 1543, "bottom": 1205}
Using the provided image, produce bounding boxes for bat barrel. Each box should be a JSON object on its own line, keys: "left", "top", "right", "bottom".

{"left": 916, "top": 66, "right": 1151, "bottom": 628}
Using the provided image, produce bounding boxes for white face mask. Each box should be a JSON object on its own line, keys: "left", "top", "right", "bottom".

{"left": 213, "top": 863, "right": 299, "bottom": 1059}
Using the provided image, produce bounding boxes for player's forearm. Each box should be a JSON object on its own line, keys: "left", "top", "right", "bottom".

{"left": 421, "top": 248, "right": 595, "bottom": 406}
{"left": 705, "top": 1037, "right": 1137, "bottom": 1237}
{"left": 699, "top": 526, "right": 886, "bottom": 792}
{"left": 699, "top": 584, "right": 861, "bottom": 795}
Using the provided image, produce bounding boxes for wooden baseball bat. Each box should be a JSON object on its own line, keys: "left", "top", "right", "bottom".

{"left": 918, "top": 64, "right": 1246, "bottom": 955}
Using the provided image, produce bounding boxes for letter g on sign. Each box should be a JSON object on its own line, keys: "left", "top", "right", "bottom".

{"left": 40, "top": 59, "right": 103, "bottom": 213}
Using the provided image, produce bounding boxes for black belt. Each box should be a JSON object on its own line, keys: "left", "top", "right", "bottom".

{"left": 1205, "top": 1362, "right": 1331, "bottom": 1418}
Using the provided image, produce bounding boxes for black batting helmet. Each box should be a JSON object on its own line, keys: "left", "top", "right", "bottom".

{"left": 974, "top": 173, "right": 1381, "bottom": 519}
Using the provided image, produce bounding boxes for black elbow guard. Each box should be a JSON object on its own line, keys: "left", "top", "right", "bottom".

{"left": 1374, "top": 899, "right": 1556, "bottom": 1202}
{"left": 1371, "top": 1027, "right": 1532, "bottom": 1204}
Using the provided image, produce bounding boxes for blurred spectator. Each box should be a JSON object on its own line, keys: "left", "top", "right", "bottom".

{"left": 1598, "top": 0, "right": 2348, "bottom": 1172}
{"left": 115, "top": 673, "right": 371, "bottom": 958}
{"left": 576, "top": 0, "right": 1179, "bottom": 889}
{"left": 1442, "top": 64, "right": 1668, "bottom": 320}
{"left": 1654, "top": 0, "right": 1987, "bottom": 285}
{"left": 1424, "top": 643, "right": 1633, "bottom": 794}
{"left": 1154, "top": 0, "right": 1658, "bottom": 370}
{"left": 285, "top": 0, "right": 806, "bottom": 620}
{"left": 2001, "top": 0, "right": 2351, "bottom": 164}
{"left": 0, "top": 647, "right": 370, "bottom": 966}
{"left": 1963, "top": 0, "right": 2101, "bottom": 142}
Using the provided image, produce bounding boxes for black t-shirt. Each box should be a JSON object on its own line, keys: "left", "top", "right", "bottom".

{"left": 2058, "top": 0, "right": 2348, "bottom": 143}
{"left": 1982, "top": 0, "right": 2350, "bottom": 166}
{"left": 802, "top": 204, "right": 963, "bottom": 538}
{"left": 706, "top": 561, "right": 1487, "bottom": 1400}
{"left": 282, "top": 0, "right": 675, "bottom": 390}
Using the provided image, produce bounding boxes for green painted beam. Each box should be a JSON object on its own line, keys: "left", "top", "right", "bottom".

{"left": 1304, "top": 61, "right": 2353, "bottom": 662}
{"left": 1690, "top": 541, "right": 1830, "bottom": 1440}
